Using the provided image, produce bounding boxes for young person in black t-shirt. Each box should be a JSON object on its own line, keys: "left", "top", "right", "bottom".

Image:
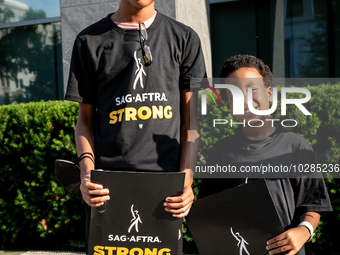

{"left": 198, "top": 55, "right": 332, "bottom": 255}
{"left": 65, "top": 0, "right": 205, "bottom": 251}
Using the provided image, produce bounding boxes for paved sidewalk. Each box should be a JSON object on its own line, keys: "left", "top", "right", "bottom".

{"left": 0, "top": 251, "right": 24, "bottom": 255}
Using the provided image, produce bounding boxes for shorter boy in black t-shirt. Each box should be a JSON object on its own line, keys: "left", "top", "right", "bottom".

{"left": 198, "top": 55, "right": 332, "bottom": 255}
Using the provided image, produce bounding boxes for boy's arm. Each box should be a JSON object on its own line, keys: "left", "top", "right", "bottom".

{"left": 76, "top": 102, "right": 110, "bottom": 207}
{"left": 266, "top": 212, "right": 320, "bottom": 255}
{"left": 164, "top": 89, "right": 199, "bottom": 218}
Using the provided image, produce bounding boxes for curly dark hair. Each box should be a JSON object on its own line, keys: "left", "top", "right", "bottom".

{"left": 218, "top": 54, "right": 274, "bottom": 101}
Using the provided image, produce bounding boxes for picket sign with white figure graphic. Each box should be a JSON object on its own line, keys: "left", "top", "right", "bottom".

{"left": 186, "top": 179, "right": 283, "bottom": 255}
{"left": 89, "top": 170, "right": 185, "bottom": 255}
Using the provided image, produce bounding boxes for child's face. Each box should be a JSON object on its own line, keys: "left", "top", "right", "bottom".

{"left": 225, "top": 67, "right": 273, "bottom": 122}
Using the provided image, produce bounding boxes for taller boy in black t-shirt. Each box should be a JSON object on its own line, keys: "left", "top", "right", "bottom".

{"left": 198, "top": 55, "right": 332, "bottom": 255}
{"left": 65, "top": 0, "right": 205, "bottom": 246}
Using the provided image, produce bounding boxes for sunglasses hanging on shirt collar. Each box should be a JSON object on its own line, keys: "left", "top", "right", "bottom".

{"left": 138, "top": 21, "right": 153, "bottom": 66}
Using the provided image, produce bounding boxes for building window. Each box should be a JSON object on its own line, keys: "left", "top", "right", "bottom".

{"left": 0, "top": 1, "right": 62, "bottom": 105}
{"left": 284, "top": 0, "right": 330, "bottom": 78}
{"left": 0, "top": 22, "right": 62, "bottom": 104}
{"left": 286, "top": 0, "right": 304, "bottom": 19}
{"left": 0, "top": 0, "right": 60, "bottom": 25}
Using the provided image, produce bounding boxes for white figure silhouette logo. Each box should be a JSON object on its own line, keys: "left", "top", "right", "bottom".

{"left": 128, "top": 204, "right": 142, "bottom": 233}
{"left": 133, "top": 51, "right": 146, "bottom": 90}
{"left": 230, "top": 227, "right": 250, "bottom": 255}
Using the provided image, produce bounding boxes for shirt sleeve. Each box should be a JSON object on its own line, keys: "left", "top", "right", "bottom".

{"left": 64, "top": 36, "right": 97, "bottom": 105}
{"left": 291, "top": 139, "right": 333, "bottom": 215}
{"left": 179, "top": 29, "right": 206, "bottom": 90}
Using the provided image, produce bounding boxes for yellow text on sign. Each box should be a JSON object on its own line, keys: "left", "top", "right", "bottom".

{"left": 93, "top": 246, "right": 171, "bottom": 255}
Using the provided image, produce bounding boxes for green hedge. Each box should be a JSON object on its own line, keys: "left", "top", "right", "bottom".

{"left": 0, "top": 101, "right": 82, "bottom": 250}
{"left": 0, "top": 84, "right": 339, "bottom": 253}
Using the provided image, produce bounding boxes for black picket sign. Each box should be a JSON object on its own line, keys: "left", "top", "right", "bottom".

{"left": 187, "top": 179, "right": 284, "bottom": 255}
{"left": 89, "top": 170, "right": 185, "bottom": 255}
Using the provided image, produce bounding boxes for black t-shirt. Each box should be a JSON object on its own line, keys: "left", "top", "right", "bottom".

{"left": 65, "top": 12, "right": 206, "bottom": 171}
{"left": 199, "top": 127, "right": 332, "bottom": 255}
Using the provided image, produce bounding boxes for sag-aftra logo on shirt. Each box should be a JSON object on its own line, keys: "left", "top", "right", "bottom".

{"left": 108, "top": 51, "right": 173, "bottom": 125}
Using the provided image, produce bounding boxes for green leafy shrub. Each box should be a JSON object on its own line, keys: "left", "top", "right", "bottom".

{"left": 0, "top": 101, "right": 83, "bottom": 250}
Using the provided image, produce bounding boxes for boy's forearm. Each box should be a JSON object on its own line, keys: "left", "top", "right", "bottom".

{"left": 75, "top": 103, "right": 96, "bottom": 176}
{"left": 180, "top": 127, "right": 200, "bottom": 186}
{"left": 75, "top": 120, "right": 95, "bottom": 176}
{"left": 179, "top": 89, "right": 200, "bottom": 187}
{"left": 75, "top": 104, "right": 110, "bottom": 207}
{"left": 298, "top": 212, "right": 320, "bottom": 236}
